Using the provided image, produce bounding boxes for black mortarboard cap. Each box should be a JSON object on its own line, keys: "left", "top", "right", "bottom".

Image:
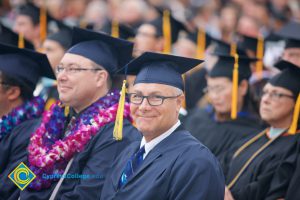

{"left": 264, "top": 32, "right": 283, "bottom": 42}
{"left": 67, "top": 27, "right": 134, "bottom": 75}
{"left": 237, "top": 34, "right": 265, "bottom": 54}
{"left": 124, "top": 52, "right": 203, "bottom": 91}
{"left": 186, "top": 30, "right": 214, "bottom": 48}
{"left": 276, "top": 21, "right": 300, "bottom": 49}
{"left": 209, "top": 53, "right": 256, "bottom": 81}
{"left": 211, "top": 38, "right": 247, "bottom": 56}
{"left": 0, "top": 22, "right": 34, "bottom": 49}
{"left": 147, "top": 7, "right": 187, "bottom": 44}
{"left": 47, "top": 23, "right": 72, "bottom": 50}
{"left": 0, "top": 43, "right": 55, "bottom": 92}
{"left": 270, "top": 60, "right": 300, "bottom": 97}
{"left": 100, "top": 21, "right": 136, "bottom": 41}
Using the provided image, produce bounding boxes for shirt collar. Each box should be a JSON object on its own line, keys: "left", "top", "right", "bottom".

{"left": 140, "top": 120, "right": 181, "bottom": 159}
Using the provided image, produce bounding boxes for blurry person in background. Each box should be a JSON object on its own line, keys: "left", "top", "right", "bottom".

{"left": 13, "top": 3, "right": 42, "bottom": 49}
{"left": 116, "top": 0, "right": 148, "bottom": 30}
{"left": 81, "top": 0, "right": 108, "bottom": 30}
{"left": 218, "top": 3, "right": 239, "bottom": 42}
{"left": 236, "top": 15, "right": 261, "bottom": 37}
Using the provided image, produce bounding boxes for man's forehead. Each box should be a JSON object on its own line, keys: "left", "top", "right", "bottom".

{"left": 132, "top": 83, "right": 176, "bottom": 93}
{"left": 60, "top": 53, "right": 94, "bottom": 65}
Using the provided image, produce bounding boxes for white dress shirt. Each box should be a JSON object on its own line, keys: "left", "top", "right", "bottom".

{"left": 140, "top": 120, "right": 181, "bottom": 159}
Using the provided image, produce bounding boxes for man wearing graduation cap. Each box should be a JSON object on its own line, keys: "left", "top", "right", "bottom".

{"left": 101, "top": 52, "right": 225, "bottom": 200}
{"left": 224, "top": 60, "right": 300, "bottom": 200}
{"left": 19, "top": 27, "right": 141, "bottom": 199}
{"left": 184, "top": 53, "right": 263, "bottom": 161}
{"left": 0, "top": 43, "right": 54, "bottom": 199}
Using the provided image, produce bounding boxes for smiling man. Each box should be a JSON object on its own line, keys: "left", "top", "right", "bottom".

{"left": 19, "top": 27, "right": 141, "bottom": 200}
{"left": 101, "top": 52, "right": 225, "bottom": 200}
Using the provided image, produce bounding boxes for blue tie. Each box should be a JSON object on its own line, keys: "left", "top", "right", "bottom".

{"left": 118, "top": 146, "right": 145, "bottom": 188}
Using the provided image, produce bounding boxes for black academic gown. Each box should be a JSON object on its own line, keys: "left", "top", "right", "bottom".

{"left": 226, "top": 130, "right": 300, "bottom": 200}
{"left": 265, "top": 131, "right": 300, "bottom": 200}
{"left": 285, "top": 148, "right": 300, "bottom": 200}
{"left": 0, "top": 118, "right": 41, "bottom": 200}
{"left": 183, "top": 107, "right": 263, "bottom": 159}
{"left": 101, "top": 127, "right": 225, "bottom": 200}
{"left": 19, "top": 119, "right": 141, "bottom": 200}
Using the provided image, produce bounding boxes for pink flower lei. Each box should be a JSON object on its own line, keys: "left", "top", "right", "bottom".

{"left": 27, "top": 90, "right": 131, "bottom": 190}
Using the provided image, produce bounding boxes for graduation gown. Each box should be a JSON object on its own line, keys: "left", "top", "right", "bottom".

{"left": 265, "top": 133, "right": 300, "bottom": 200}
{"left": 226, "top": 130, "right": 300, "bottom": 200}
{"left": 183, "top": 107, "right": 263, "bottom": 159}
{"left": 0, "top": 119, "right": 41, "bottom": 200}
{"left": 101, "top": 127, "right": 225, "bottom": 200}
{"left": 18, "top": 119, "right": 141, "bottom": 200}
{"left": 285, "top": 148, "right": 300, "bottom": 200}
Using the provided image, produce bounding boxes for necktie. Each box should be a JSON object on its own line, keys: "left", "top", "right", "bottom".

{"left": 118, "top": 146, "right": 145, "bottom": 188}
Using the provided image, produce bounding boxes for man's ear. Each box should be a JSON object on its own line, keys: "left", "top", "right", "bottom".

{"left": 95, "top": 70, "right": 109, "bottom": 87}
{"left": 6, "top": 86, "right": 21, "bottom": 101}
{"left": 176, "top": 94, "right": 185, "bottom": 112}
{"left": 239, "top": 79, "right": 249, "bottom": 97}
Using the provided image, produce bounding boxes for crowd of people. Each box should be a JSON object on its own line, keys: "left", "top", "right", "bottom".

{"left": 0, "top": 0, "right": 299, "bottom": 199}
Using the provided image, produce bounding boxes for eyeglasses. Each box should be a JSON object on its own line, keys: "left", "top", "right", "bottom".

{"left": 128, "top": 93, "right": 182, "bottom": 106}
{"left": 0, "top": 81, "right": 9, "bottom": 86}
{"left": 203, "top": 85, "right": 226, "bottom": 94}
{"left": 55, "top": 66, "right": 103, "bottom": 75}
{"left": 261, "top": 91, "right": 294, "bottom": 100}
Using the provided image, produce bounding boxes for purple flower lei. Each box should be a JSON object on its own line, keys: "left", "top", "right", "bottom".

{"left": 0, "top": 96, "right": 45, "bottom": 141}
{"left": 28, "top": 90, "right": 132, "bottom": 190}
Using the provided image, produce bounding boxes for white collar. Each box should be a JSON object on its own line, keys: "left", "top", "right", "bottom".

{"left": 140, "top": 120, "right": 181, "bottom": 159}
{"left": 269, "top": 127, "right": 286, "bottom": 139}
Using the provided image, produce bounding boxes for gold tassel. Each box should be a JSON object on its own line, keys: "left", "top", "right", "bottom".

{"left": 111, "top": 20, "right": 119, "bottom": 38}
{"left": 288, "top": 93, "right": 300, "bottom": 134}
{"left": 40, "top": 4, "right": 47, "bottom": 43}
{"left": 79, "top": 20, "right": 87, "bottom": 29}
{"left": 113, "top": 80, "right": 127, "bottom": 140}
{"left": 18, "top": 33, "right": 24, "bottom": 48}
{"left": 230, "top": 42, "right": 237, "bottom": 57}
{"left": 256, "top": 36, "right": 264, "bottom": 80}
{"left": 231, "top": 54, "right": 239, "bottom": 119}
{"left": 181, "top": 74, "right": 186, "bottom": 109}
{"left": 196, "top": 28, "right": 206, "bottom": 59}
{"left": 64, "top": 105, "right": 70, "bottom": 117}
{"left": 163, "top": 10, "right": 171, "bottom": 54}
